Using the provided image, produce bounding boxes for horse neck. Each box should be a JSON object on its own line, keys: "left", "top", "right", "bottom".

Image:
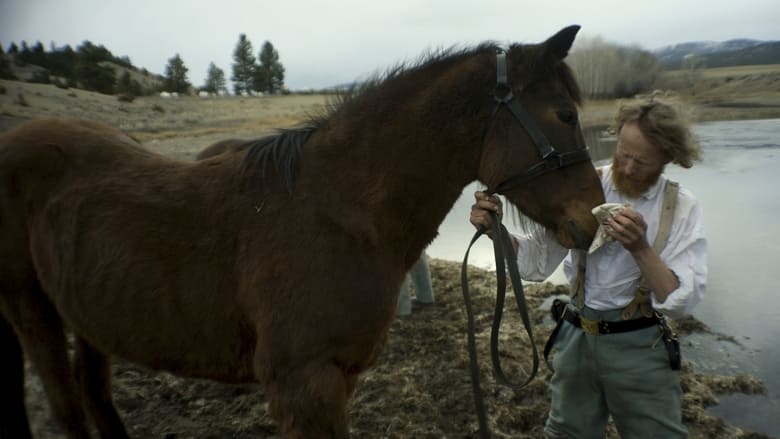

{"left": 304, "top": 63, "right": 490, "bottom": 264}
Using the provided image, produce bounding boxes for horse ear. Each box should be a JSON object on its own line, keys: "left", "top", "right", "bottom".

{"left": 543, "top": 25, "right": 581, "bottom": 60}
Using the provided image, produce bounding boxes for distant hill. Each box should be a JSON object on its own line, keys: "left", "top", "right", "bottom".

{"left": 702, "top": 41, "right": 780, "bottom": 68}
{"left": 0, "top": 40, "right": 165, "bottom": 95}
{"left": 4, "top": 57, "right": 164, "bottom": 91}
{"left": 655, "top": 39, "right": 780, "bottom": 69}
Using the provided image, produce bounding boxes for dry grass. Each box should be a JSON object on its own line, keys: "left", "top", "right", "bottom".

{"left": 0, "top": 79, "right": 330, "bottom": 159}
{"left": 579, "top": 65, "right": 780, "bottom": 128}
{"left": 24, "top": 260, "right": 770, "bottom": 439}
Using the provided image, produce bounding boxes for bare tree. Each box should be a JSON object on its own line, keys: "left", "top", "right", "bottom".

{"left": 681, "top": 54, "right": 706, "bottom": 95}
{"left": 567, "top": 36, "right": 661, "bottom": 99}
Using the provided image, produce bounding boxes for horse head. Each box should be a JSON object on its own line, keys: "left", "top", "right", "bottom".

{"left": 478, "top": 25, "right": 604, "bottom": 249}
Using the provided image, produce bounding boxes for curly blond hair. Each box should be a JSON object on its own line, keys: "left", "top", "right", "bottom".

{"left": 613, "top": 98, "right": 701, "bottom": 168}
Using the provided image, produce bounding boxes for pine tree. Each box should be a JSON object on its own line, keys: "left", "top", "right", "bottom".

{"left": 255, "top": 41, "right": 285, "bottom": 94}
{"left": 203, "top": 62, "right": 227, "bottom": 94}
{"left": 74, "top": 41, "right": 116, "bottom": 94}
{"left": 31, "top": 41, "right": 46, "bottom": 67}
{"left": 0, "top": 48, "right": 16, "bottom": 80}
{"left": 116, "top": 71, "right": 141, "bottom": 96}
{"left": 231, "top": 34, "right": 256, "bottom": 95}
{"left": 16, "top": 41, "right": 31, "bottom": 66}
{"left": 47, "top": 44, "right": 76, "bottom": 82}
{"left": 163, "top": 53, "right": 191, "bottom": 94}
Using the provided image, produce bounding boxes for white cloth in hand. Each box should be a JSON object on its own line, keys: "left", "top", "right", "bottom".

{"left": 588, "top": 203, "right": 625, "bottom": 254}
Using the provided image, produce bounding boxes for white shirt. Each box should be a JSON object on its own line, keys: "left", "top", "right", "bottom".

{"left": 513, "top": 165, "right": 707, "bottom": 319}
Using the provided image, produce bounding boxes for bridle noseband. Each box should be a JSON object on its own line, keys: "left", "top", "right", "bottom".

{"left": 487, "top": 48, "right": 591, "bottom": 194}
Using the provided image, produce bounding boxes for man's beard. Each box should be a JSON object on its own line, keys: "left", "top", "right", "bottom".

{"left": 611, "top": 159, "right": 663, "bottom": 198}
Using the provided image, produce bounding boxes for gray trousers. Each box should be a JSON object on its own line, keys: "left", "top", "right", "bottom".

{"left": 396, "top": 253, "right": 434, "bottom": 317}
{"left": 545, "top": 305, "right": 687, "bottom": 439}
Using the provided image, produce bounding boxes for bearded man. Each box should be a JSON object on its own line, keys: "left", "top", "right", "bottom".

{"left": 470, "top": 99, "right": 707, "bottom": 438}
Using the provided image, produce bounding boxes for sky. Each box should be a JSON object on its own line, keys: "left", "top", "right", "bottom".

{"left": 1, "top": 0, "right": 778, "bottom": 91}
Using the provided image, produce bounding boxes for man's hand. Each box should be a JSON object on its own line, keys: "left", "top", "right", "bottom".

{"left": 606, "top": 207, "right": 650, "bottom": 253}
{"left": 470, "top": 191, "right": 503, "bottom": 236}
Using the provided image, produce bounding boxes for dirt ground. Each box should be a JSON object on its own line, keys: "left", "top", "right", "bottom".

{"left": 23, "top": 262, "right": 769, "bottom": 439}
{"left": 2, "top": 70, "right": 779, "bottom": 438}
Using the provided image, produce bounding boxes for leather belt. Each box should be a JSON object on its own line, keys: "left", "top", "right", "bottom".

{"left": 562, "top": 308, "right": 659, "bottom": 335}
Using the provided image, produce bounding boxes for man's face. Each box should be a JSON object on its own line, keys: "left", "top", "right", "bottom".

{"left": 611, "top": 120, "right": 666, "bottom": 198}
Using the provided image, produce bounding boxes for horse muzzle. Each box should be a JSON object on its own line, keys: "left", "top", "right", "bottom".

{"left": 556, "top": 215, "right": 598, "bottom": 250}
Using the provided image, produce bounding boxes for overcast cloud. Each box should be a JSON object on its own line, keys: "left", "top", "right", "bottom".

{"left": 1, "top": 0, "right": 778, "bottom": 90}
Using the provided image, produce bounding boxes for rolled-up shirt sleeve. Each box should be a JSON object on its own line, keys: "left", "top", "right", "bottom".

{"left": 513, "top": 227, "right": 570, "bottom": 281}
{"left": 651, "top": 191, "right": 707, "bottom": 320}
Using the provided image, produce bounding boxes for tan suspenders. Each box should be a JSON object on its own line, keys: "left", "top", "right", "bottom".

{"left": 571, "top": 179, "right": 680, "bottom": 319}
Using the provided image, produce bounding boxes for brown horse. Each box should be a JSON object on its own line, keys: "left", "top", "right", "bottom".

{"left": 0, "top": 26, "right": 604, "bottom": 438}
{"left": 194, "top": 137, "right": 251, "bottom": 160}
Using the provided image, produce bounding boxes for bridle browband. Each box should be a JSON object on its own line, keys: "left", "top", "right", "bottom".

{"left": 487, "top": 48, "right": 591, "bottom": 194}
{"left": 461, "top": 48, "right": 593, "bottom": 439}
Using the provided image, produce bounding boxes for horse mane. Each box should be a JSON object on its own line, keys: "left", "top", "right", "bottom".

{"left": 242, "top": 125, "right": 317, "bottom": 192}
{"left": 321, "top": 42, "right": 502, "bottom": 116}
{"left": 240, "top": 46, "right": 500, "bottom": 193}
{"left": 317, "top": 43, "right": 584, "bottom": 138}
{"left": 240, "top": 40, "right": 582, "bottom": 193}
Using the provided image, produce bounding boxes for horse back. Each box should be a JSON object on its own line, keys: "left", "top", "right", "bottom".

{"left": 1, "top": 118, "right": 143, "bottom": 270}
{"left": 0, "top": 118, "right": 154, "bottom": 203}
{"left": 0, "top": 118, "right": 260, "bottom": 380}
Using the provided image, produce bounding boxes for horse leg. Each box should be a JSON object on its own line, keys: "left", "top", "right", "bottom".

{"left": 4, "top": 282, "right": 91, "bottom": 439}
{"left": 0, "top": 314, "right": 32, "bottom": 439}
{"left": 73, "top": 337, "right": 129, "bottom": 439}
{"left": 266, "top": 361, "right": 352, "bottom": 439}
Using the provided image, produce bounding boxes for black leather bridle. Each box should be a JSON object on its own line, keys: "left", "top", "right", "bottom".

{"left": 461, "top": 48, "right": 592, "bottom": 439}
{"left": 487, "top": 48, "right": 591, "bottom": 195}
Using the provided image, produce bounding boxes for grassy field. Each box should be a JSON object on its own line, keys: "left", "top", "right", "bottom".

{"left": 2, "top": 63, "right": 780, "bottom": 159}
{"left": 659, "top": 63, "right": 780, "bottom": 86}
{"left": 0, "top": 80, "right": 329, "bottom": 159}
{"left": 581, "top": 64, "right": 780, "bottom": 127}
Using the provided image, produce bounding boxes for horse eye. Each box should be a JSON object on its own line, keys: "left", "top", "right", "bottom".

{"left": 557, "top": 110, "right": 577, "bottom": 125}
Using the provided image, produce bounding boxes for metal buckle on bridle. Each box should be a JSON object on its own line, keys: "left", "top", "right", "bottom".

{"left": 493, "top": 49, "right": 513, "bottom": 104}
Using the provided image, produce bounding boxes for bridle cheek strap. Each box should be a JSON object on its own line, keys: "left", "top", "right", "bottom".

{"left": 487, "top": 49, "right": 591, "bottom": 195}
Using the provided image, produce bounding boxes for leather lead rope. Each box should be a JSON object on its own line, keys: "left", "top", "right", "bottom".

{"left": 457, "top": 47, "right": 587, "bottom": 437}
{"left": 461, "top": 210, "right": 540, "bottom": 438}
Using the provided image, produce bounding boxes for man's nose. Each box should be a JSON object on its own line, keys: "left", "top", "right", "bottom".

{"left": 622, "top": 160, "right": 636, "bottom": 176}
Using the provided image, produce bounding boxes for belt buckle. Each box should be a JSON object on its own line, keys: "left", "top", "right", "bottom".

{"left": 580, "top": 316, "right": 600, "bottom": 335}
